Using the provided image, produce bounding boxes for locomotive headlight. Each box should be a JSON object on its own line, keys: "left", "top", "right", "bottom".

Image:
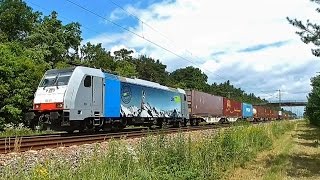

{"left": 34, "top": 104, "right": 40, "bottom": 109}
{"left": 56, "top": 103, "right": 63, "bottom": 108}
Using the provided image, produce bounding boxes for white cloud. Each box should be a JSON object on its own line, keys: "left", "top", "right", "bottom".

{"left": 109, "top": 8, "right": 126, "bottom": 21}
{"left": 86, "top": 0, "right": 320, "bottom": 103}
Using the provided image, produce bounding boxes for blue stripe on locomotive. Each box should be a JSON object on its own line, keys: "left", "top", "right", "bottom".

{"left": 120, "top": 82, "right": 182, "bottom": 118}
{"left": 104, "top": 73, "right": 121, "bottom": 117}
{"left": 242, "top": 103, "right": 253, "bottom": 118}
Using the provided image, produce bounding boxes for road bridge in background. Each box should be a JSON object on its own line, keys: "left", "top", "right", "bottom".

{"left": 256, "top": 100, "right": 307, "bottom": 106}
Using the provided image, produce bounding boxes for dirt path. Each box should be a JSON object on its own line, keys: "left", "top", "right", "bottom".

{"left": 228, "top": 121, "right": 320, "bottom": 180}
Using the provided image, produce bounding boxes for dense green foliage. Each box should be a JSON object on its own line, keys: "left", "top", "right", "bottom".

{"left": 287, "top": 0, "right": 320, "bottom": 57}
{"left": 288, "top": 0, "right": 320, "bottom": 125}
{"left": 0, "top": 123, "right": 52, "bottom": 137}
{"left": 1, "top": 121, "right": 296, "bottom": 179}
{"left": 305, "top": 75, "right": 320, "bottom": 126}
{"left": 0, "top": 0, "right": 267, "bottom": 128}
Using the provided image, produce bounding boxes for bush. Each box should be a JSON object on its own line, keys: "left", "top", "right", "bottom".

{"left": 0, "top": 123, "right": 50, "bottom": 137}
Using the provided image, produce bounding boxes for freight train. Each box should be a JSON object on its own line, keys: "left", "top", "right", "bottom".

{"left": 29, "top": 66, "right": 289, "bottom": 132}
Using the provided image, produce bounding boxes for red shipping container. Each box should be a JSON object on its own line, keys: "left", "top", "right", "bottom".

{"left": 266, "top": 109, "right": 273, "bottom": 119}
{"left": 186, "top": 90, "right": 223, "bottom": 117}
{"left": 272, "top": 110, "right": 278, "bottom": 119}
{"left": 223, "top": 98, "right": 242, "bottom": 118}
{"left": 253, "top": 106, "right": 268, "bottom": 119}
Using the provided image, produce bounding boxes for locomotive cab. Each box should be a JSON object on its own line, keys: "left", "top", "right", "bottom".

{"left": 32, "top": 67, "right": 104, "bottom": 132}
{"left": 34, "top": 68, "right": 74, "bottom": 111}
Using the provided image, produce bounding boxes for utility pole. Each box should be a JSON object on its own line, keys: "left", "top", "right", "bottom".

{"left": 278, "top": 89, "right": 281, "bottom": 109}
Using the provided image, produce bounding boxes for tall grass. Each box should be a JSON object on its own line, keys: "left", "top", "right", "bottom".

{"left": 1, "top": 121, "right": 296, "bottom": 180}
{"left": 0, "top": 123, "right": 52, "bottom": 138}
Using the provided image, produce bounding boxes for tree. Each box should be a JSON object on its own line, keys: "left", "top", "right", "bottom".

{"left": 205, "top": 81, "right": 266, "bottom": 104}
{"left": 305, "top": 75, "right": 320, "bottom": 126}
{"left": 114, "top": 48, "right": 134, "bottom": 62}
{"left": 134, "top": 55, "right": 169, "bottom": 85}
{"left": 25, "top": 11, "right": 82, "bottom": 67}
{"left": 115, "top": 60, "right": 138, "bottom": 77}
{"left": 0, "top": 0, "right": 40, "bottom": 42}
{"left": 170, "top": 66, "right": 208, "bottom": 90}
{"left": 287, "top": 0, "right": 320, "bottom": 57}
{"left": 0, "top": 43, "right": 48, "bottom": 128}
{"left": 288, "top": 0, "right": 320, "bottom": 125}
{"left": 80, "top": 42, "right": 115, "bottom": 71}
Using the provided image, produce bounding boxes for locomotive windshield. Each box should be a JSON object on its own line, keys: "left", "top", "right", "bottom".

{"left": 39, "top": 68, "right": 75, "bottom": 87}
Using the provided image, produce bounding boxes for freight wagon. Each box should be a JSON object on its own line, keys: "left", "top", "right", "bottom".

{"left": 266, "top": 109, "right": 273, "bottom": 121}
{"left": 223, "top": 98, "right": 242, "bottom": 122}
{"left": 242, "top": 103, "right": 253, "bottom": 121}
{"left": 272, "top": 110, "right": 278, "bottom": 120}
{"left": 186, "top": 90, "right": 223, "bottom": 124}
{"left": 253, "top": 105, "right": 267, "bottom": 121}
{"left": 187, "top": 90, "right": 247, "bottom": 124}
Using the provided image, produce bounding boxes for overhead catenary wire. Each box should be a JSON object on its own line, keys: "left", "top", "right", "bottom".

{"left": 21, "top": 0, "right": 140, "bottom": 83}
{"left": 26, "top": 0, "right": 115, "bottom": 44}
{"left": 94, "top": 0, "right": 310, "bottom": 96}
{"left": 65, "top": 0, "right": 228, "bottom": 81}
{"left": 108, "top": 0, "right": 241, "bottom": 83}
{"left": 28, "top": 0, "right": 310, "bottom": 100}
{"left": 106, "top": 0, "right": 231, "bottom": 77}
{"left": 107, "top": 0, "right": 173, "bottom": 42}
{"left": 24, "top": 0, "right": 244, "bottom": 87}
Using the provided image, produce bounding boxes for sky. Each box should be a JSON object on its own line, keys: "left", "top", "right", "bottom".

{"left": 26, "top": 0, "right": 320, "bottom": 116}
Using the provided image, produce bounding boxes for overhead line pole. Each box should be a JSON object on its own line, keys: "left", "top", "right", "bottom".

{"left": 278, "top": 89, "right": 281, "bottom": 110}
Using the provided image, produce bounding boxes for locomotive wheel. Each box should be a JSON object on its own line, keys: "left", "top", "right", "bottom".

{"left": 94, "top": 126, "right": 101, "bottom": 132}
{"left": 183, "top": 119, "right": 187, "bottom": 127}
{"left": 157, "top": 119, "right": 168, "bottom": 129}
{"left": 67, "top": 130, "right": 74, "bottom": 133}
{"left": 195, "top": 119, "right": 200, "bottom": 126}
{"left": 190, "top": 119, "right": 195, "bottom": 126}
{"left": 80, "top": 118, "right": 95, "bottom": 133}
{"left": 173, "top": 121, "right": 182, "bottom": 128}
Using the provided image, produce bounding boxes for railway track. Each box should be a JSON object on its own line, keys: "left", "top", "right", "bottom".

{"left": 0, "top": 120, "right": 282, "bottom": 154}
{"left": 0, "top": 124, "right": 230, "bottom": 154}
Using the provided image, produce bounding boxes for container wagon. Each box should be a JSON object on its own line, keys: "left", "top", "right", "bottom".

{"left": 186, "top": 90, "right": 223, "bottom": 125}
{"left": 272, "top": 110, "right": 278, "bottom": 120}
{"left": 242, "top": 103, "right": 253, "bottom": 121}
{"left": 266, "top": 109, "right": 273, "bottom": 121}
{"left": 223, "top": 98, "right": 242, "bottom": 122}
{"left": 253, "top": 105, "right": 268, "bottom": 121}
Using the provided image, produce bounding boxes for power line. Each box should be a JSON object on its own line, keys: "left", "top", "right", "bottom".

{"left": 25, "top": 1, "right": 282, "bottom": 90}
{"left": 26, "top": 0, "right": 114, "bottom": 43}
{"left": 65, "top": 0, "right": 228, "bottom": 81}
{"left": 106, "top": 0, "right": 208, "bottom": 67}
{"left": 30, "top": 0, "right": 311, "bottom": 99}
{"left": 32, "top": 0, "right": 303, "bottom": 95}
{"left": 107, "top": 0, "right": 172, "bottom": 42}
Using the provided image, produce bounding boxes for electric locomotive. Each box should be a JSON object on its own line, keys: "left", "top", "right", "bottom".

{"left": 30, "top": 66, "right": 189, "bottom": 132}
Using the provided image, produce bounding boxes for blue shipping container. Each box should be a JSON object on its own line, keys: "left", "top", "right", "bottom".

{"left": 242, "top": 103, "right": 253, "bottom": 118}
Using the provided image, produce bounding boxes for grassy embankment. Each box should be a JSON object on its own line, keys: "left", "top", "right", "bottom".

{"left": 229, "top": 120, "right": 320, "bottom": 180}
{"left": 1, "top": 121, "right": 296, "bottom": 180}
